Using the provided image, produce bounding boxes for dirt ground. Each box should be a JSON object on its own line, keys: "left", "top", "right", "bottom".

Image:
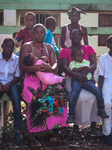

{"left": 0, "top": 125, "right": 112, "bottom": 150}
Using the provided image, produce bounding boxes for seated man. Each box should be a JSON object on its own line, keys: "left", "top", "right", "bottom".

{"left": 0, "top": 38, "right": 22, "bottom": 141}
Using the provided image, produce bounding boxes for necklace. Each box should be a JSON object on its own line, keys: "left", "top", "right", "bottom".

{"left": 33, "top": 43, "right": 45, "bottom": 56}
{"left": 38, "top": 47, "right": 45, "bottom": 56}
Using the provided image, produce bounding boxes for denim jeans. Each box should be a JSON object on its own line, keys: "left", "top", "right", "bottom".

{"left": 69, "top": 78, "right": 104, "bottom": 117}
{"left": 0, "top": 83, "right": 22, "bottom": 131}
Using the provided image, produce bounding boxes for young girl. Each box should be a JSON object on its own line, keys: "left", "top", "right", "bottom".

{"left": 23, "top": 53, "right": 65, "bottom": 85}
{"left": 61, "top": 6, "right": 88, "bottom": 48}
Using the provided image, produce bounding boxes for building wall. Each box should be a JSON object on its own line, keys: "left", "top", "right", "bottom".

{"left": 0, "top": 9, "right": 110, "bottom": 56}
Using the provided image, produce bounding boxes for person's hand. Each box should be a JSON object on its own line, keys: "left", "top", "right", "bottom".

{"left": 75, "top": 72, "right": 87, "bottom": 85}
{"left": 0, "top": 82, "right": 4, "bottom": 91}
{"left": 81, "top": 69, "right": 88, "bottom": 76}
{"left": 15, "top": 40, "right": 20, "bottom": 48}
{"left": 38, "top": 63, "right": 52, "bottom": 72}
{"left": 2, "top": 82, "right": 11, "bottom": 92}
{"left": 83, "top": 66, "right": 91, "bottom": 72}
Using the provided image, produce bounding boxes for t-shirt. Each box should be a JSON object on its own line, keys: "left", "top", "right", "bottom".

{"left": 98, "top": 51, "right": 112, "bottom": 85}
{"left": 44, "top": 29, "right": 60, "bottom": 59}
{"left": 69, "top": 59, "right": 92, "bottom": 80}
{"left": 44, "top": 29, "right": 59, "bottom": 52}
{"left": 16, "top": 27, "right": 33, "bottom": 47}
{"left": 59, "top": 45, "right": 96, "bottom": 64}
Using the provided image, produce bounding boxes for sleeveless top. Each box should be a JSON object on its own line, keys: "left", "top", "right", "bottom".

{"left": 64, "top": 25, "right": 82, "bottom": 48}
{"left": 30, "top": 42, "right": 50, "bottom": 64}
{"left": 30, "top": 42, "right": 49, "bottom": 58}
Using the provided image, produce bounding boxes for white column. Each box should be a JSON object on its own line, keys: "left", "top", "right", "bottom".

{"left": 4, "top": 10, "right": 16, "bottom": 26}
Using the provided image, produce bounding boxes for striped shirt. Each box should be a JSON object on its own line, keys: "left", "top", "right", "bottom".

{"left": 69, "top": 59, "right": 92, "bottom": 80}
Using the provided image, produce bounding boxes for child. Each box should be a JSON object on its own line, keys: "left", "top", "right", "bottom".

{"left": 23, "top": 53, "right": 65, "bottom": 85}
{"left": 98, "top": 35, "right": 112, "bottom": 145}
{"left": 66, "top": 48, "right": 109, "bottom": 124}
{"left": 15, "top": 12, "right": 36, "bottom": 55}
{"left": 44, "top": 16, "right": 60, "bottom": 60}
{"left": 61, "top": 6, "right": 88, "bottom": 48}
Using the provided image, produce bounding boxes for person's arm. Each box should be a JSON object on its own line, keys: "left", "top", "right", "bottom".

{"left": 89, "top": 53, "right": 97, "bottom": 74}
{"left": 39, "top": 44, "right": 58, "bottom": 73}
{"left": 0, "top": 82, "right": 4, "bottom": 91}
{"left": 19, "top": 44, "right": 42, "bottom": 73}
{"left": 98, "top": 75, "right": 104, "bottom": 91}
{"left": 82, "top": 26, "right": 88, "bottom": 45}
{"left": 2, "top": 77, "right": 20, "bottom": 92}
{"left": 59, "top": 58, "right": 87, "bottom": 84}
{"left": 72, "top": 66, "right": 90, "bottom": 73}
{"left": 97, "top": 56, "right": 104, "bottom": 90}
{"left": 15, "top": 40, "right": 20, "bottom": 48}
{"left": 60, "top": 26, "right": 67, "bottom": 48}
{"left": 15, "top": 29, "right": 24, "bottom": 48}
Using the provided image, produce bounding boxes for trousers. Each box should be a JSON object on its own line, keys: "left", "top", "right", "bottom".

{"left": 102, "top": 84, "right": 112, "bottom": 135}
{"left": 69, "top": 78, "right": 104, "bottom": 116}
{"left": 0, "top": 83, "right": 22, "bottom": 131}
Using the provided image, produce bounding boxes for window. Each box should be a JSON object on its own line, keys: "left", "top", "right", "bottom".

{"left": 98, "top": 14, "right": 112, "bottom": 46}
{"left": 36, "top": 13, "right": 59, "bottom": 26}
{"left": 0, "top": 11, "right": 3, "bottom": 25}
{"left": 18, "top": 11, "right": 60, "bottom": 26}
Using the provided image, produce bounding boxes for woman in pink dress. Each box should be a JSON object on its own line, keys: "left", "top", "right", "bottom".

{"left": 19, "top": 23, "right": 68, "bottom": 148}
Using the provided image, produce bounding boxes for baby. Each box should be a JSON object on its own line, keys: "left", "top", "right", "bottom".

{"left": 23, "top": 53, "right": 65, "bottom": 85}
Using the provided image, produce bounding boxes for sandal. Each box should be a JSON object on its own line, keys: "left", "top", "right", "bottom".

{"left": 29, "top": 137, "right": 41, "bottom": 148}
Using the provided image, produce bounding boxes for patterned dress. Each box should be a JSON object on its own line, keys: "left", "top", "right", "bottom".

{"left": 20, "top": 43, "right": 68, "bottom": 133}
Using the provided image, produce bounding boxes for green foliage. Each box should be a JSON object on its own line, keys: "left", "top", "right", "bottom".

{"left": 1, "top": 106, "right": 28, "bottom": 140}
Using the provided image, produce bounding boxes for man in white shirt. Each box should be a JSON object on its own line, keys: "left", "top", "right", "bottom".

{"left": 0, "top": 38, "right": 22, "bottom": 141}
{"left": 98, "top": 35, "right": 112, "bottom": 145}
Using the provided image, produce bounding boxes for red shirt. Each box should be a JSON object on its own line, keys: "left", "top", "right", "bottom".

{"left": 59, "top": 45, "right": 96, "bottom": 64}
{"left": 16, "top": 27, "right": 33, "bottom": 47}
{"left": 58, "top": 45, "right": 96, "bottom": 76}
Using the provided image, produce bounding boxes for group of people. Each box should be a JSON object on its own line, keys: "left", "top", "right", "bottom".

{"left": 0, "top": 6, "right": 112, "bottom": 148}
